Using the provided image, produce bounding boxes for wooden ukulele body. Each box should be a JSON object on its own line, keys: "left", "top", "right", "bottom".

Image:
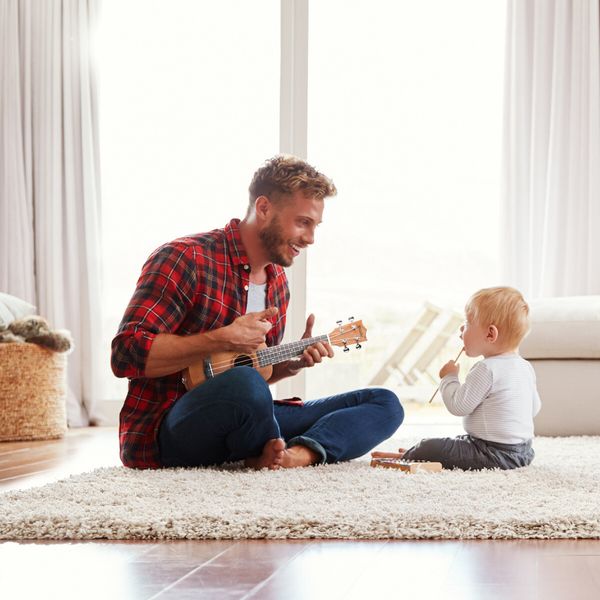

{"left": 182, "top": 344, "right": 273, "bottom": 390}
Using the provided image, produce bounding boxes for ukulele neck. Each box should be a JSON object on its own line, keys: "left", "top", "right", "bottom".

{"left": 256, "top": 334, "right": 329, "bottom": 367}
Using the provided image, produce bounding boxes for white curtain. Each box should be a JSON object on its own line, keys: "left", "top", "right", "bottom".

{"left": 0, "top": 0, "right": 103, "bottom": 425}
{"left": 502, "top": 0, "right": 600, "bottom": 298}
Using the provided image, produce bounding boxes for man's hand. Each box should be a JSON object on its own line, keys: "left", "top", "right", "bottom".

{"left": 268, "top": 313, "right": 334, "bottom": 383}
{"left": 144, "top": 307, "right": 277, "bottom": 378}
{"left": 439, "top": 359, "right": 460, "bottom": 379}
{"left": 217, "top": 307, "right": 278, "bottom": 354}
{"left": 293, "top": 313, "right": 334, "bottom": 370}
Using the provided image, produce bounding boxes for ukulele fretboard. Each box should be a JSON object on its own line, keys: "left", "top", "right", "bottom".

{"left": 257, "top": 334, "right": 329, "bottom": 367}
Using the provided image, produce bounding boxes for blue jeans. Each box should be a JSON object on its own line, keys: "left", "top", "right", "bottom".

{"left": 158, "top": 366, "right": 404, "bottom": 467}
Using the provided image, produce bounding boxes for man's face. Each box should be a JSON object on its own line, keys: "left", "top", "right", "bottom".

{"left": 259, "top": 190, "right": 324, "bottom": 267}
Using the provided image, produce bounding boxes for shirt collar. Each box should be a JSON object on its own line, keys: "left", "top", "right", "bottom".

{"left": 225, "top": 218, "right": 286, "bottom": 281}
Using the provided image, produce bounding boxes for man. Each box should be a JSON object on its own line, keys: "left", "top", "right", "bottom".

{"left": 111, "top": 155, "right": 403, "bottom": 470}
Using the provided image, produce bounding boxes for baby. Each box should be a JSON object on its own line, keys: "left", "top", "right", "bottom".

{"left": 399, "top": 286, "right": 541, "bottom": 470}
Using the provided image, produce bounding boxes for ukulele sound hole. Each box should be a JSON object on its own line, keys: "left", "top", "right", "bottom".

{"left": 233, "top": 355, "right": 254, "bottom": 368}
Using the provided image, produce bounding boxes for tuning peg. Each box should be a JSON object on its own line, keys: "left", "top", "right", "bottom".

{"left": 343, "top": 343, "right": 349, "bottom": 353}
{"left": 355, "top": 343, "right": 362, "bottom": 350}
{"left": 348, "top": 316, "right": 354, "bottom": 322}
{"left": 336, "top": 320, "right": 342, "bottom": 326}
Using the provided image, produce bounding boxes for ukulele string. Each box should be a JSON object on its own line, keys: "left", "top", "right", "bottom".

{"left": 195, "top": 329, "right": 362, "bottom": 375}
{"left": 204, "top": 335, "right": 329, "bottom": 375}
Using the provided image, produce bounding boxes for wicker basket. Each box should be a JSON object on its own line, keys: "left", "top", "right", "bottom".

{"left": 0, "top": 343, "right": 68, "bottom": 441}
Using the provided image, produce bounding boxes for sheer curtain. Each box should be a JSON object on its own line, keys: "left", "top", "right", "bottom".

{"left": 0, "top": 0, "right": 102, "bottom": 425}
{"left": 502, "top": 0, "right": 600, "bottom": 298}
{"left": 0, "top": 0, "right": 35, "bottom": 301}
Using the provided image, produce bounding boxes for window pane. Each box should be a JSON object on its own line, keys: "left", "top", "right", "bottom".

{"left": 306, "top": 0, "right": 505, "bottom": 403}
{"left": 98, "top": 1, "right": 280, "bottom": 400}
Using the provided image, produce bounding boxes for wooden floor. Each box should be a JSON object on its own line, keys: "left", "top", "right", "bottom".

{"left": 1, "top": 427, "right": 599, "bottom": 600}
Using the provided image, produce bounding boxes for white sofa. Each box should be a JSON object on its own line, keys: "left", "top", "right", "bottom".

{"left": 520, "top": 296, "right": 600, "bottom": 436}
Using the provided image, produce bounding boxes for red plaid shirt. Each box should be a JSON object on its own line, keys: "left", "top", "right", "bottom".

{"left": 111, "top": 219, "right": 289, "bottom": 469}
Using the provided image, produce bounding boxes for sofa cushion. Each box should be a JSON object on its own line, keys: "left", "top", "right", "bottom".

{"left": 530, "top": 359, "right": 600, "bottom": 435}
{"left": 520, "top": 295, "right": 600, "bottom": 359}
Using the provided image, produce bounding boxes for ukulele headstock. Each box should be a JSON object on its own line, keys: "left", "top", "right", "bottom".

{"left": 328, "top": 318, "right": 367, "bottom": 352}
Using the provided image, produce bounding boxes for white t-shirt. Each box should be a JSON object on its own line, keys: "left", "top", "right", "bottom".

{"left": 439, "top": 353, "right": 541, "bottom": 444}
{"left": 246, "top": 282, "right": 267, "bottom": 313}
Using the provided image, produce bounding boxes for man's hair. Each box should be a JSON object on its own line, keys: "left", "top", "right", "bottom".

{"left": 465, "top": 286, "right": 530, "bottom": 349}
{"left": 248, "top": 155, "right": 337, "bottom": 207}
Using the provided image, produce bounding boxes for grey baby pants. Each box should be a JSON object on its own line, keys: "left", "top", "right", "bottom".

{"left": 401, "top": 434, "right": 534, "bottom": 470}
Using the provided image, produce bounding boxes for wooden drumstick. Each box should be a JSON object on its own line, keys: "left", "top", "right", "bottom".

{"left": 428, "top": 347, "right": 464, "bottom": 403}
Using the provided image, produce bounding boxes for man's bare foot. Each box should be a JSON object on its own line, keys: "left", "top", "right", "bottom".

{"left": 245, "top": 441, "right": 320, "bottom": 470}
{"left": 244, "top": 438, "right": 286, "bottom": 470}
{"left": 279, "top": 444, "right": 320, "bottom": 468}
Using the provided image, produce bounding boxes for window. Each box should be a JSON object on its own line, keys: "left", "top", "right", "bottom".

{"left": 97, "top": 1, "right": 506, "bottom": 414}
{"left": 98, "top": 0, "right": 279, "bottom": 401}
{"left": 305, "top": 0, "right": 505, "bottom": 404}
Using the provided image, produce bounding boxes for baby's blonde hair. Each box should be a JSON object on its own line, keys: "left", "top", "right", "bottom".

{"left": 465, "top": 286, "right": 530, "bottom": 349}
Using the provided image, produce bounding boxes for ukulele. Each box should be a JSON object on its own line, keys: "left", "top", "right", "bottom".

{"left": 182, "top": 318, "right": 367, "bottom": 391}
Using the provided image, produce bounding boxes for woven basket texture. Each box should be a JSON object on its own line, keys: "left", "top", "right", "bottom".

{"left": 0, "top": 343, "right": 67, "bottom": 441}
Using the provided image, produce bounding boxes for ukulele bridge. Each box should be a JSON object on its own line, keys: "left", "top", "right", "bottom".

{"left": 204, "top": 358, "right": 215, "bottom": 379}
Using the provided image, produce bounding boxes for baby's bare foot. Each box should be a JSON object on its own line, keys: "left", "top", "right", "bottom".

{"left": 244, "top": 438, "right": 286, "bottom": 470}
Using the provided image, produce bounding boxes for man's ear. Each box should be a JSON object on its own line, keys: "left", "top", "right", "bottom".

{"left": 254, "top": 195, "right": 272, "bottom": 222}
{"left": 487, "top": 325, "right": 499, "bottom": 343}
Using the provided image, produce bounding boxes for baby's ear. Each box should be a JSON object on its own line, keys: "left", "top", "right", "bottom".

{"left": 487, "top": 325, "right": 499, "bottom": 343}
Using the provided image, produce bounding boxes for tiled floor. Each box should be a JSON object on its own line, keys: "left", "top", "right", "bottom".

{"left": 1, "top": 426, "right": 599, "bottom": 599}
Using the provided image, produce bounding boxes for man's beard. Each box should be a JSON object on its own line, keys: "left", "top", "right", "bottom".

{"left": 259, "top": 215, "right": 293, "bottom": 267}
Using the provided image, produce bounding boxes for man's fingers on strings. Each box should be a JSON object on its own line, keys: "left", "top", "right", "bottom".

{"left": 303, "top": 343, "right": 332, "bottom": 367}
{"left": 306, "top": 342, "right": 333, "bottom": 360}
{"left": 307, "top": 347, "right": 323, "bottom": 364}
{"left": 301, "top": 349, "right": 315, "bottom": 368}
{"left": 314, "top": 341, "right": 334, "bottom": 359}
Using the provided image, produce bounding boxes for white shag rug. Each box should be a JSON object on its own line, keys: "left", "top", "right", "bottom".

{"left": 1, "top": 436, "right": 599, "bottom": 541}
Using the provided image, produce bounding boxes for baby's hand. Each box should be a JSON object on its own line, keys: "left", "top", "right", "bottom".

{"left": 439, "top": 360, "right": 460, "bottom": 378}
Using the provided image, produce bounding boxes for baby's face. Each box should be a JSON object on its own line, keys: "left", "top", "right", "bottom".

{"left": 460, "top": 317, "right": 488, "bottom": 357}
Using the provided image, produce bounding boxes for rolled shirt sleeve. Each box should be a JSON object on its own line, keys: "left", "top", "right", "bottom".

{"left": 111, "top": 244, "right": 198, "bottom": 379}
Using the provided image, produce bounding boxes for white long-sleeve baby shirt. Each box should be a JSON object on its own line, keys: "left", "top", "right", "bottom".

{"left": 439, "top": 353, "right": 542, "bottom": 444}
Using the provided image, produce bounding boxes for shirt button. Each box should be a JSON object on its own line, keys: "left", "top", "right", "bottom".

{"left": 243, "top": 264, "right": 250, "bottom": 270}
{"left": 244, "top": 285, "right": 249, "bottom": 291}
